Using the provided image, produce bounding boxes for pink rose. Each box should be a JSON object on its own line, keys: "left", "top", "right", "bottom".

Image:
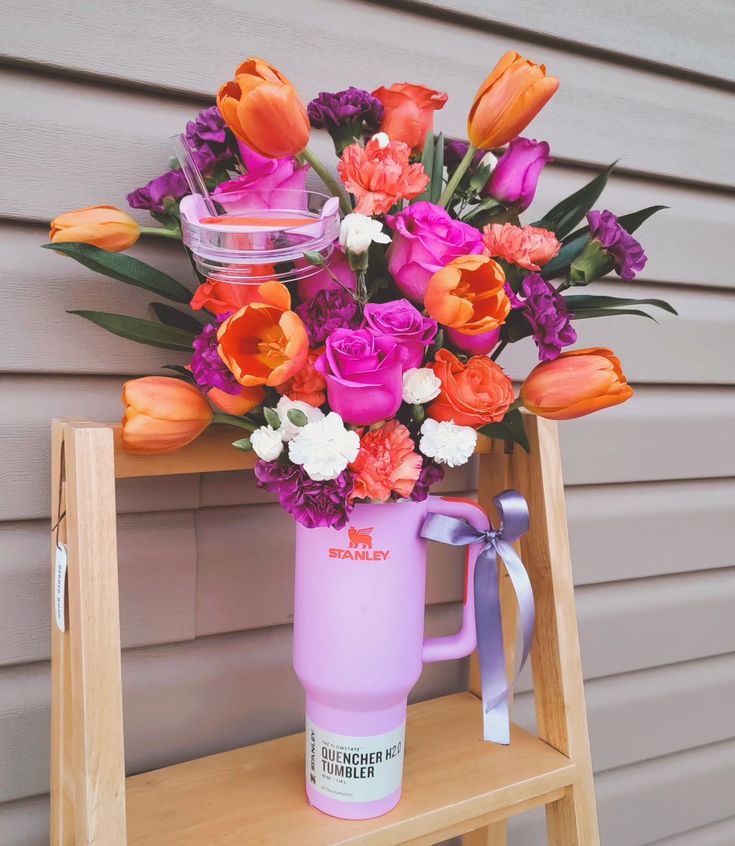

{"left": 445, "top": 326, "right": 501, "bottom": 355}
{"left": 488, "top": 136, "right": 550, "bottom": 211}
{"left": 316, "top": 328, "right": 408, "bottom": 425}
{"left": 296, "top": 247, "right": 358, "bottom": 300}
{"left": 385, "top": 201, "right": 484, "bottom": 303}
{"left": 212, "top": 142, "right": 308, "bottom": 213}
{"left": 363, "top": 299, "right": 437, "bottom": 369}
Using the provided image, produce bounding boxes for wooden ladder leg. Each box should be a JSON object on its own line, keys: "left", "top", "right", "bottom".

{"left": 510, "top": 416, "right": 600, "bottom": 845}
{"left": 62, "top": 423, "right": 128, "bottom": 845}
{"left": 50, "top": 421, "right": 75, "bottom": 846}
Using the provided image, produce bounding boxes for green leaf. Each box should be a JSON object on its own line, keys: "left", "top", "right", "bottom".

{"left": 541, "top": 233, "right": 590, "bottom": 280}
{"left": 263, "top": 407, "right": 281, "bottom": 429}
{"left": 533, "top": 162, "right": 616, "bottom": 239}
{"left": 411, "top": 404, "right": 426, "bottom": 425}
{"left": 617, "top": 205, "right": 668, "bottom": 233}
{"left": 43, "top": 242, "right": 192, "bottom": 303}
{"left": 570, "top": 307, "right": 658, "bottom": 321}
{"left": 462, "top": 197, "right": 502, "bottom": 222}
{"left": 430, "top": 133, "right": 444, "bottom": 205}
{"left": 414, "top": 131, "right": 435, "bottom": 203}
{"left": 286, "top": 408, "right": 308, "bottom": 427}
{"left": 468, "top": 162, "right": 493, "bottom": 195}
{"left": 150, "top": 302, "right": 206, "bottom": 334}
{"left": 232, "top": 438, "right": 253, "bottom": 451}
{"left": 302, "top": 249, "right": 325, "bottom": 267}
{"left": 479, "top": 408, "right": 529, "bottom": 453}
{"left": 499, "top": 308, "right": 533, "bottom": 343}
{"left": 564, "top": 294, "right": 677, "bottom": 316}
{"left": 68, "top": 310, "right": 195, "bottom": 351}
{"left": 161, "top": 364, "right": 197, "bottom": 384}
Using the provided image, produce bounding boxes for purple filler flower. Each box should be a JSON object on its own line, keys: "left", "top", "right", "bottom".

{"left": 509, "top": 273, "right": 577, "bottom": 361}
{"left": 184, "top": 105, "right": 237, "bottom": 174}
{"left": 409, "top": 460, "right": 445, "bottom": 502}
{"left": 296, "top": 288, "right": 359, "bottom": 346}
{"left": 255, "top": 460, "right": 355, "bottom": 529}
{"left": 587, "top": 210, "right": 647, "bottom": 281}
{"left": 191, "top": 315, "right": 240, "bottom": 394}
{"left": 127, "top": 169, "right": 189, "bottom": 214}
{"left": 307, "top": 88, "right": 384, "bottom": 153}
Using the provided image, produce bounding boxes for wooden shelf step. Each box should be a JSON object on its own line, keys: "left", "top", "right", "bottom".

{"left": 126, "top": 692, "right": 576, "bottom": 846}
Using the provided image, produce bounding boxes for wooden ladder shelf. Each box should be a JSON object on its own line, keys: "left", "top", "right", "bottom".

{"left": 50, "top": 416, "right": 599, "bottom": 845}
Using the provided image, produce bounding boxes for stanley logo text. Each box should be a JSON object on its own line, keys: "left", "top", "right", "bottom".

{"left": 328, "top": 527, "right": 390, "bottom": 560}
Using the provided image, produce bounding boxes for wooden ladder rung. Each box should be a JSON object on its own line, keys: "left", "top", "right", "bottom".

{"left": 125, "top": 693, "right": 575, "bottom": 846}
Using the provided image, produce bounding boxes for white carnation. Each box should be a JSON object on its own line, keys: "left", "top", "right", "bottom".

{"left": 339, "top": 213, "right": 391, "bottom": 255}
{"left": 402, "top": 368, "right": 441, "bottom": 405}
{"left": 419, "top": 419, "right": 477, "bottom": 468}
{"left": 288, "top": 412, "right": 360, "bottom": 481}
{"left": 276, "top": 396, "right": 324, "bottom": 442}
{"left": 250, "top": 425, "right": 284, "bottom": 462}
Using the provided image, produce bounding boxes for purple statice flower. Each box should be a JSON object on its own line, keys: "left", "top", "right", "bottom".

{"left": 409, "top": 459, "right": 445, "bottom": 502}
{"left": 509, "top": 273, "right": 577, "bottom": 361}
{"left": 191, "top": 315, "right": 240, "bottom": 395}
{"left": 255, "top": 460, "right": 355, "bottom": 529}
{"left": 587, "top": 209, "right": 647, "bottom": 280}
{"left": 307, "top": 88, "right": 384, "bottom": 153}
{"left": 127, "top": 169, "right": 189, "bottom": 213}
{"left": 296, "top": 288, "right": 359, "bottom": 346}
{"left": 184, "top": 105, "right": 237, "bottom": 174}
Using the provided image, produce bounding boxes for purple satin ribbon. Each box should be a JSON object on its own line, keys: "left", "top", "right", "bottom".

{"left": 420, "top": 490, "right": 534, "bottom": 744}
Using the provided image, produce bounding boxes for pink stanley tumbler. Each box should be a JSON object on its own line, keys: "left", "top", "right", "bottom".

{"left": 293, "top": 495, "right": 490, "bottom": 819}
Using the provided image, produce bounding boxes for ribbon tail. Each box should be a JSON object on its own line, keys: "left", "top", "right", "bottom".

{"left": 496, "top": 539, "right": 535, "bottom": 672}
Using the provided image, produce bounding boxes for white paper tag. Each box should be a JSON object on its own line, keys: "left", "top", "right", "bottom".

{"left": 305, "top": 717, "right": 405, "bottom": 803}
{"left": 54, "top": 543, "right": 68, "bottom": 633}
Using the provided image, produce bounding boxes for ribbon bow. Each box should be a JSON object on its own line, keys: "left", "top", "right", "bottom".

{"left": 420, "top": 490, "right": 534, "bottom": 744}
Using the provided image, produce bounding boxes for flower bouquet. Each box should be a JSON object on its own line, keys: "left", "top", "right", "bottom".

{"left": 47, "top": 51, "right": 676, "bottom": 819}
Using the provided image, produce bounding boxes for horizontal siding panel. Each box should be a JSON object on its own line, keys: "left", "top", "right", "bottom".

{"left": 0, "top": 512, "right": 197, "bottom": 667}
{"left": 566, "top": 478, "right": 735, "bottom": 585}
{"left": 646, "top": 815, "right": 735, "bottom": 845}
{"left": 0, "top": 793, "right": 48, "bottom": 846}
{"left": 0, "top": 604, "right": 465, "bottom": 802}
{"left": 510, "top": 738, "right": 735, "bottom": 844}
{"left": 0, "top": 3, "right": 732, "bottom": 186}
{"left": 409, "top": 1, "right": 735, "bottom": 83}
{"left": 513, "top": 652, "right": 735, "bottom": 772}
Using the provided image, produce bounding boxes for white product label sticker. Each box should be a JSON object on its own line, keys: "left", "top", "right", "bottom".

{"left": 54, "top": 543, "right": 68, "bottom": 633}
{"left": 305, "top": 717, "right": 405, "bottom": 803}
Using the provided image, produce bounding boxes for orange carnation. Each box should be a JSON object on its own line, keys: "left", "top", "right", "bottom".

{"left": 428, "top": 349, "right": 514, "bottom": 428}
{"left": 349, "top": 421, "right": 423, "bottom": 502}
{"left": 217, "top": 58, "right": 309, "bottom": 158}
{"left": 217, "top": 280, "right": 308, "bottom": 387}
{"left": 425, "top": 254, "right": 510, "bottom": 335}
{"left": 483, "top": 223, "right": 560, "bottom": 271}
{"left": 372, "top": 83, "right": 448, "bottom": 152}
{"left": 190, "top": 268, "right": 276, "bottom": 316}
{"left": 337, "top": 137, "right": 430, "bottom": 216}
{"left": 276, "top": 347, "right": 327, "bottom": 407}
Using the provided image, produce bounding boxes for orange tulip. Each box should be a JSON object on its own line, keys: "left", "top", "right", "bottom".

{"left": 217, "top": 57, "right": 310, "bottom": 158}
{"left": 190, "top": 269, "right": 276, "bottom": 316}
{"left": 425, "top": 254, "right": 510, "bottom": 335}
{"left": 49, "top": 205, "right": 140, "bottom": 252}
{"left": 217, "top": 280, "right": 309, "bottom": 387}
{"left": 372, "top": 83, "right": 448, "bottom": 152}
{"left": 207, "top": 384, "right": 265, "bottom": 416}
{"left": 520, "top": 348, "right": 633, "bottom": 420}
{"left": 121, "top": 376, "right": 213, "bottom": 454}
{"left": 468, "top": 52, "right": 559, "bottom": 149}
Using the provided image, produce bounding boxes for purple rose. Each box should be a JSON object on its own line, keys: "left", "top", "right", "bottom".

{"left": 212, "top": 142, "right": 308, "bottom": 213}
{"left": 296, "top": 247, "right": 357, "bottom": 300}
{"left": 445, "top": 326, "right": 501, "bottom": 355}
{"left": 315, "top": 328, "right": 408, "bottom": 425}
{"left": 127, "top": 169, "right": 190, "bottom": 213}
{"left": 296, "top": 288, "right": 360, "bottom": 346}
{"left": 489, "top": 137, "right": 550, "bottom": 211}
{"left": 587, "top": 210, "right": 647, "bottom": 281}
{"left": 386, "top": 202, "right": 484, "bottom": 302}
{"left": 363, "top": 299, "right": 437, "bottom": 369}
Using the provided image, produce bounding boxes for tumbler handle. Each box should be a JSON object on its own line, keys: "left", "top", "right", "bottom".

{"left": 422, "top": 495, "right": 490, "bottom": 663}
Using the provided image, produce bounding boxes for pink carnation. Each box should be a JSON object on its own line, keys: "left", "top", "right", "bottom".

{"left": 483, "top": 222, "right": 560, "bottom": 271}
{"left": 349, "top": 421, "right": 422, "bottom": 502}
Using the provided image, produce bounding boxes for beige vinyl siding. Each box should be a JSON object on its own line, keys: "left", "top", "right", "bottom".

{"left": 0, "top": 2, "right": 733, "bottom": 843}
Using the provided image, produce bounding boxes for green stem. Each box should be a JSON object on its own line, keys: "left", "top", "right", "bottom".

{"left": 301, "top": 147, "right": 352, "bottom": 215}
{"left": 212, "top": 413, "right": 257, "bottom": 432}
{"left": 140, "top": 226, "right": 182, "bottom": 240}
{"left": 438, "top": 144, "right": 476, "bottom": 209}
{"left": 491, "top": 340, "right": 508, "bottom": 361}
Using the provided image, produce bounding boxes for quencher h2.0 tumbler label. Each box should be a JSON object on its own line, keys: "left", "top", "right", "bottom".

{"left": 306, "top": 717, "right": 406, "bottom": 803}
